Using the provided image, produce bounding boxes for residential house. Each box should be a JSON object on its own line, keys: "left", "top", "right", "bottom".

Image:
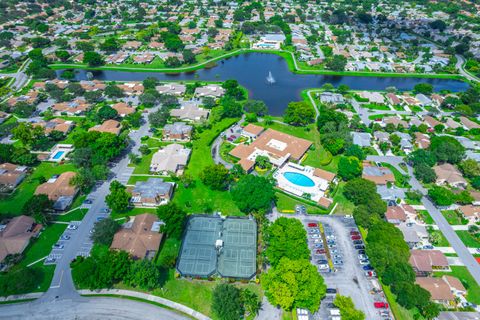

{"left": 415, "top": 132, "right": 431, "bottom": 149}
{"left": 460, "top": 117, "right": 480, "bottom": 130}
{"left": 416, "top": 94, "right": 433, "bottom": 106}
{"left": 0, "top": 215, "right": 42, "bottom": 263}
{"left": 424, "top": 115, "right": 441, "bottom": 129}
{"left": 415, "top": 277, "right": 455, "bottom": 307}
{"left": 386, "top": 93, "right": 401, "bottom": 105}
{"left": 170, "top": 102, "right": 209, "bottom": 122}
{"left": 0, "top": 163, "right": 27, "bottom": 193}
{"left": 52, "top": 98, "right": 91, "bottom": 116}
{"left": 130, "top": 178, "right": 174, "bottom": 207}
{"left": 433, "top": 163, "right": 467, "bottom": 188}
{"left": 80, "top": 80, "right": 106, "bottom": 91}
{"left": 32, "top": 118, "right": 74, "bottom": 134}
{"left": 351, "top": 132, "right": 372, "bottom": 147}
{"left": 150, "top": 144, "right": 191, "bottom": 175}
{"left": 397, "top": 222, "right": 428, "bottom": 248}
{"left": 409, "top": 250, "right": 449, "bottom": 276}
{"left": 163, "top": 122, "right": 193, "bottom": 141}
{"left": 34, "top": 172, "right": 78, "bottom": 210}
{"left": 458, "top": 205, "right": 480, "bottom": 223}
{"left": 117, "top": 82, "right": 144, "bottom": 96}
{"left": 88, "top": 120, "right": 122, "bottom": 136}
{"left": 385, "top": 206, "right": 407, "bottom": 224}
{"left": 156, "top": 83, "right": 186, "bottom": 96}
{"left": 319, "top": 92, "right": 344, "bottom": 104}
{"left": 362, "top": 163, "right": 395, "bottom": 185}
{"left": 359, "top": 91, "right": 385, "bottom": 104}
{"left": 111, "top": 102, "right": 135, "bottom": 117}
{"left": 110, "top": 213, "right": 162, "bottom": 260}
{"left": 194, "top": 84, "right": 225, "bottom": 98}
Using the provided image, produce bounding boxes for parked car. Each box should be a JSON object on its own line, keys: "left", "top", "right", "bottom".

{"left": 423, "top": 245, "right": 434, "bottom": 250}
{"left": 326, "top": 288, "right": 337, "bottom": 294}
{"left": 317, "top": 260, "right": 328, "bottom": 264}
{"left": 60, "top": 235, "right": 70, "bottom": 241}
{"left": 351, "top": 235, "right": 361, "bottom": 240}
{"left": 330, "top": 249, "right": 339, "bottom": 254}
{"left": 67, "top": 224, "right": 78, "bottom": 230}
{"left": 363, "top": 265, "right": 374, "bottom": 271}
{"left": 316, "top": 249, "right": 326, "bottom": 254}
{"left": 374, "top": 302, "right": 389, "bottom": 309}
{"left": 333, "top": 260, "right": 343, "bottom": 265}
{"left": 350, "top": 231, "right": 360, "bottom": 235}
{"left": 333, "top": 255, "right": 342, "bottom": 260}
{"left": 365, "top": 271, "right": 377, "bottom": 277}
{"left": 353, "top": 240, "right": 363, "bottom": 245}
{"left": 52, "top": 243, "right": 64, "bottom": 249}
{"left": 359, "top": 259, "right": 370, "bottom": 265}
{"left": 318, "top": 264, "right": 329, "bottom": 270}
{"left": 358, "top": 249, "right": 366, "bottom": 255}
{"left": 314, "top": 243, "right": 324, "bottom": 248}
{"left": 355, "top": 245, "right": 365, "bottom": 250}
{"left": 307, "top": 223, "right": 318, "bottom": 228}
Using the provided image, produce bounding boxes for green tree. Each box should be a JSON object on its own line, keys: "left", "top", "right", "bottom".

{"left": 459, "top": 159, "right": 480, "bottom": 178}
{"left": 345, "top": 144, "right": 365, "bottom": 160}
{"left": 126, "top": 259, "right": 162, "bottom": 290}
{"left": 414, "top": 83, "right": 434, "bottom": 95}
{"left": 90, "top": 218, "right": 120, "bottom": 246}
{"left": 100, "top": 38, "right": 120, "bottom": 53}
{"left": 22, "top": 194, "right": 53, "bottom": 224}
{"left": 200, "top": 164, "right": 230, "bottom": 190}
{"left": 156, "top": 203, "right": 187, "bottom": 239}
{"left": 338, "top": 156, "right": 362, "bottom": 181}
{"left": 97, "top": 105, "right": 118, "bottom": 121}
{"left": 182, "top": 49, "right": 196, "bottom": 64}
{"left": 242, "top": 289, "right": 261, "bottom": 317}
{"left": 231, "top": 175, "right": 275, "bottom": 214}
{"left": 265, "top": 218, "right": 310, "bottom": 266}
{"left": 343, "top": 178, "right": 377, "bottom": 205}
{"left": 414, "top": 163, "right": 437, "bottom": 183}
{"left": 326, "top": 55, "right": 347, "bottom": 71}
{"left": 262, "top": 258, "right": 326, "bottom": 312}
{"left": 212, "top": 284, "right": 244, "bottom": 320}
{"left": 283, "top": 101, "right": 315, "bottom": 126}
{"left": 105, "top": 180, "right": 131, "bottom": 212}
{"left": 430, "top": 136, "right": 465, "bottom": 164}
{"left": 243, "top": 100, "right": 268, "bottom": 116}
{"left": 334, "top": 295, "right": 365, "bottom": 320}
{"left": 83, "top": 51, "right": 105, "bottom": 67}
{"left": 255, "top": 155, "right": 271, "bottom": 170}
{"left": 105, "top": 85, "right": 125, "bottom": 98}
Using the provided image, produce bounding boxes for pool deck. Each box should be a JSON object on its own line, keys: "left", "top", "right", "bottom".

{"left": 274, "top": 162, "right": 329, "bottom": 202}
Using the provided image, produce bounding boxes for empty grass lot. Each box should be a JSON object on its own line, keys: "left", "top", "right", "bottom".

{"left": 442, "top": 210, "right": 468, "bottom": 225}
{"left": 456, "top": 231, "right": 480, "bottom": 248}
{"left": 0, "top": 162, "right": 77, "bottom": 217}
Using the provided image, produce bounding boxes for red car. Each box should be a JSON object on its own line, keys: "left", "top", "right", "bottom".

{"left": 374, "top": 302, "right": 389, "bottom": 309}
{"left": 351, "top": 235, "right": 361, "bottom": 240}
{"left": 316, "top": 249, "right": 326, "bottom": 254}
{"left": 350, "top": 231, "right": 360, "bottom": 235}
{"left": 308, "top": 223, "right": 318, "bottom": 228}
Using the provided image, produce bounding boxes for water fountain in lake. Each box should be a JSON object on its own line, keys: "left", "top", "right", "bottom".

{"left": 266, "top": 71, "right": 275, "bottom": 84}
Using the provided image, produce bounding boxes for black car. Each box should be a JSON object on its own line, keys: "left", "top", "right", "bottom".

{"left": 353, "top": 240, "right": 363, "bottom": 245}
{"left": 326, "top": 288, "right": 337, "bottom": 294}
{"left": 363, "top": 265, "right": 374, "bottom": 271}
{"left": 317, "top": 260, "right": 328, "bottom": 264}
{"left": 358, "top": 249, "right": 366, "bottom": 254}
{"left": 355, "top": 245, "right": 365, "bottom": 250}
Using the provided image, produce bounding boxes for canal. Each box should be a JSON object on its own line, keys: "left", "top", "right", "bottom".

{"left": 60, "top": 52, "right": 469, "bottom": 116}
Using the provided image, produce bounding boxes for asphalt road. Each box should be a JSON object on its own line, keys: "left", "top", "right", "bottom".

{"left": 0, "top": 297, "right": 189, "bottom": 320}
{"left": 456, "top": 55, "right": 480, "bottom": 83}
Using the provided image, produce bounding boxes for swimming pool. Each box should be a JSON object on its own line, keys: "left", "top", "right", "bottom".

{"left": 283, "top": 172, "right": 315, "bottom": 187}
{"left": 52, "top": 151, "right": 65, "bottom": 160}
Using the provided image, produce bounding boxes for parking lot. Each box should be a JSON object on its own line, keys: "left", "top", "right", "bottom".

{"left": 301, "top": 215, "right": 392, "bottom": 320}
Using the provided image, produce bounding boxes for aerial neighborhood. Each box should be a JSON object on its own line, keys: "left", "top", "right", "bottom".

{"left": 0, "top": 1, "right": 480, "bottom": 320}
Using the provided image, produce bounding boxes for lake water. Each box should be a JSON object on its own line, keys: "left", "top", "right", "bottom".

{"left": 60, "top": 52, "right": 469, "bottom": 115}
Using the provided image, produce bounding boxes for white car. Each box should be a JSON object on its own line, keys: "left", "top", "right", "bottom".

{"left": 318, "top": 264, "right": 329, "bottom": 270}
{"left": 358, "top": 254, "right": 367, "bottom": 260}
{"left": 67, "top": 224, "right": 78, "bottom": 230}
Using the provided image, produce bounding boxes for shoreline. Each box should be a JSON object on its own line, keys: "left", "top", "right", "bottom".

{"left": 49, "top": 49, "right": 468, "bottom": 82}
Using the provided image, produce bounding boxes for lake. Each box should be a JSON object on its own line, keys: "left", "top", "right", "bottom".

{"left": 59, "top": 52, "right": 469, "bottom": 116}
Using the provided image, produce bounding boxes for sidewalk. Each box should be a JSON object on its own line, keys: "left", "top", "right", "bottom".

{"left": 78, "top": 289, "right": 211, "bottom": 320}
{"left": 0, "top": 292, "right": 43, "bottom": 302}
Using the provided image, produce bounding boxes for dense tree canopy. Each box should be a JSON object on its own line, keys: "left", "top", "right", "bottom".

{"left": 283, "top": 101, "right": 315, "bottom": 126}
{"left": 212, "top": 284, "right": 244, "bottom": 320}
{"left": 156, "top": 203, "right": 187, "bottom": 239}
{"left": 231, "top": 175, "right": 275, "bottom": 214}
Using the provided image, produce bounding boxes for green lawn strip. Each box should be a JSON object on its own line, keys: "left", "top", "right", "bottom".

{"left": 19, "top": 223, "right": 67, "bottom": 267}
{"left": 132, "top": 151, "right": 156, "bottom": 174}
{"left": 0, "top": 162, "right": 77, "bottom": 217}
{"left": 0, "top": 298, "right": 36, "bottom": 305}
{"left": 380, "top": 163, "right": 410, "bottom": 188}
{"left": 456, "top": 231, "right": 480, "bottom": 248}
{"left": 434, "top": 266, "right": 480, "bottom": 305}
{"left": 54, "top": 208, "right": 88, "bottom": 222}
{"left": 442, "top": 210, "right": 468, "bottom": 225}
{"left": 127, "top": 175, "right": 171, "bottom": 185}
{"left": 368, "top": 113, "right": 396, "bottom": 120}
{"left": 110, "top": 207, "right": 157, "bottom": 220}
{"left": 275, "top": 191, "right": 326, "bottom": 214}
{"left": 362, "top": 103, "right": 391, "bottom": 111}
{"left": 418, "top": 210, "right": 434, "bottom": 225}
{"left": 219, "top": 142, "right": 237, "bottom": 164}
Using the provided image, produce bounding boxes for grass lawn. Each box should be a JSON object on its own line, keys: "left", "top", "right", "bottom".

{"left": 19, "top": 223, "right": 67, "bottom": 267}
{"left": 434, "top": 266, "right": 480, "bottom": 304}
{"left": 172, "top": 117, "right": 242, "bottom": 215}
{"left": 442, "top": 210, "right": 468, "bottom": 225}
{"left": 0, "top": 162, "right": 77, "bottom": 217}
{"left": 110, "top": 207, "right": 157, "bottom": 220}
{"left": 362, "top": 103, "right": 391, "bottom": 111}
{"left": 382, "top": 284, "right": 419, "bottom": 320}
{"left": 219, "top": 142, "right": 237, "bottom": 164}
{"left": 275, "top": 192, "right": 326, "bottom": 214}
{"left": 332, "top": 182, "right": 355, "bottom": 215}
{"left": 418, "top": 210, "right": 434, "bottom": 225}
{"left": 126, "top": 175, "right": 171, "bottom": 185}
{"left": 456, "top": 231, "right": 480, "bottom": 248}
{"left": 131, "top": 151, "right": 156, "bottom": 174}
{"left": 54, "top": 208, "right": 88, "bottom": 222}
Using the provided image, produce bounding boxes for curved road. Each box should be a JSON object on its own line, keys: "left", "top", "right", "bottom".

{"left": 0, "top": 297, "right": 189, "bottom": 320}
{"left": 456, "top": 55, "right": 480, "bottom": 83}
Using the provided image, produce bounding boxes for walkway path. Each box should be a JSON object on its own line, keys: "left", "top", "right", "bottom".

{"left": 456, "top": 55, "right": 480, "bottom": 83}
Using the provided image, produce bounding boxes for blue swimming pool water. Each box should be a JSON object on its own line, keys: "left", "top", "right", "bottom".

{"left": 283, "top": 172, "right": 315, "bottom": 187}
{"left": 52, "top": 151, "right": 64, "bottom": 160}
